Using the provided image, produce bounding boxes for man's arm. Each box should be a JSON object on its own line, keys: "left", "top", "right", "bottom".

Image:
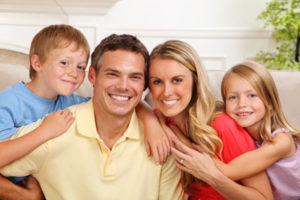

{"left": 159, "top": 154, "right": 186, "bottom": 200}
{"left": 0, "top": 175, "right": 43, "bottom": 200}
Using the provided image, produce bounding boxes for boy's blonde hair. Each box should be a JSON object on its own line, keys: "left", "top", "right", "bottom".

{"left": 29, "top": 24, "right": 90, "bottom": 80}
{"left": 221, "top": 61, "right": 300, "bottom": 144}
{"left": 149, "top": 40, "right": 223, "bottom": 193}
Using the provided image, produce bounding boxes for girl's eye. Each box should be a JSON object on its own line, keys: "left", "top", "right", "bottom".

{"left": 61, "top": 61, "right": 68, "bottom": 66}
{"left": 249, "top": 93, "right": 257, "bottom": 98}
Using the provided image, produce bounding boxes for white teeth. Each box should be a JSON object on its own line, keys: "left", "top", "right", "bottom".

{"left": 237, "top": 112, "right": 251, "bottom": 116}
{"left": 111, "top": 95, "right": 129, "bottom": 101}
{"left": 163, "top": 100, "right": 177, "bottom": 105}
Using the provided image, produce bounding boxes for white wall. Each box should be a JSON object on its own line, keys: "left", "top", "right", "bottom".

{"left": 0, "top": 0, "right": 274, "bottom": 70}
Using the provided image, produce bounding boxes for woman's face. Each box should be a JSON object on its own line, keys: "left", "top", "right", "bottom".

{"left": 149, "top": 58, "right": 194, "bottom": 119}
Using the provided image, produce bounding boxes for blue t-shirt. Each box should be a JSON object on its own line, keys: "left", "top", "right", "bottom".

{"left": 0, "top": 82, "right": 90, "bottom": 182}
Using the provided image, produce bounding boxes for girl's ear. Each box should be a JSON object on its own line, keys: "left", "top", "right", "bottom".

{"left": 88, "top": 66, "right": 96, "bottom": 87}
{"left": 31, "top": 54, "right": 42, "bottom": 72}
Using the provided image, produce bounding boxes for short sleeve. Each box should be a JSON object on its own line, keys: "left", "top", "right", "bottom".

{"left": 160, "top": 155, "right": 185, "bottom": 200}
{"left": 0, "top": 119, "right": 49, "bottom": 177}
{"left": 212, "top": 114, "right": 256, "bottom": 163}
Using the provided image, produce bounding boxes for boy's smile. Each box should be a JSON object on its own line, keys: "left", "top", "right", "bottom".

{"left": 30, "top": 41, "right": 88, "bottom": 99}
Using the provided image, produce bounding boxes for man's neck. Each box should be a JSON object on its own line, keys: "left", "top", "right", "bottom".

{"left": 93, "top": 101, "right": 133, "bottom": 150}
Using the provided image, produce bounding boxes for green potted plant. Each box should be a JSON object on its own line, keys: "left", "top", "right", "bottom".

{"left": 255, "top": 0, "right": 300, "bottom": 70}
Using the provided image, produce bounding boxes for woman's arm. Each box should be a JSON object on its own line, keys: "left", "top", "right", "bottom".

{"left": 0, "top": 109, "right": 74, "bottom": 168}
{"left": 136, "top": 101, "right": 170, "bottom": 165}
{"left": 215, "top": 132, "right": 293, "bottom": 181}
{"left": 171, "top": 139, "right": 273, "bottom": 200}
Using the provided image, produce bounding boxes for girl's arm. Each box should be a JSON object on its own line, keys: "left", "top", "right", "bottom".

{"left": 216, "top": 132, "right": 293, "bottom": 181}
{"left": 0, "top": 109, "right": 74, "bottom": 168}
{"left": 136, "top": 101, "right": 170, "bottom": 165}
{"left": 171, "top": 139, "right": 273, "bottom": 200}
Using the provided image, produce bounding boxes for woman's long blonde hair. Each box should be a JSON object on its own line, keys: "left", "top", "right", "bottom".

{"left": 221, "top": 61, "right": 300, "bottom": 144}
{"left": 149, "top": 40, "right": 223, "bottom": 193}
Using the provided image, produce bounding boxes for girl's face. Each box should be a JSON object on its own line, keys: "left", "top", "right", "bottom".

{"left": 149, "top": 58, "right": 194, "bottom": 120}
{"left": 225, "top": 74, "right": 266, "bottom": 136}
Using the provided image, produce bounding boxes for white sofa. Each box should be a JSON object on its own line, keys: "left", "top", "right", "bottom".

{"left": 1, "top": 49, "right": 300, "bottom": 129}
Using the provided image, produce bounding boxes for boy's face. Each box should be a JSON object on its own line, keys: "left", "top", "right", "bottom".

{"left": 89, "top": 49, "right": 145, "bottom": 119}
{"left": 36, "top": 42, "right": 88, "bottom": 99}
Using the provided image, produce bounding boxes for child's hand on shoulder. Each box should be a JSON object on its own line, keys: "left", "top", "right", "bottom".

{"left": 39, "top": 109, "right": 74, "bottom": 140}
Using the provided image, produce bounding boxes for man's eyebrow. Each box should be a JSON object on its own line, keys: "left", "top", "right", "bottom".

{"left": 103, "top": 68, "right": 120, "bottom": 73}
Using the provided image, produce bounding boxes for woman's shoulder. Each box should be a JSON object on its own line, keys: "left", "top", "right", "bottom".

{"left": 212, "top": 113, "right": 237, "bottom": 128}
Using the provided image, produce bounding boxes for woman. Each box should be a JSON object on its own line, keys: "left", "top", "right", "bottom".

{"left": 148, "top": 40, "right": 273, "bottom": 200}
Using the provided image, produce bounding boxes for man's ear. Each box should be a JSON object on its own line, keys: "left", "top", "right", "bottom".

{"left": 88, "top": 66, "right": 96, "bottom": 87}
{"left": 31, "top": 54, "right": 42, "bottom": 72}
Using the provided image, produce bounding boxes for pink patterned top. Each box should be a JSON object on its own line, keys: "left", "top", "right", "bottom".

{"left": 256, "top": 129, "right": 300, "bottom": 200}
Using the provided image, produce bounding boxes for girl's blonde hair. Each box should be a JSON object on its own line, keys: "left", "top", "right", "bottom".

{"left": 221, "top": 61, "right": 300, "bottom": 144}
{"left": 149, "top": 40, "right": 223, "bottom": 193}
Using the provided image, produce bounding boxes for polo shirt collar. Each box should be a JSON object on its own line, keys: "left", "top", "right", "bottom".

{"left": 75, "top": 100, "right": 142, "bottom": 141}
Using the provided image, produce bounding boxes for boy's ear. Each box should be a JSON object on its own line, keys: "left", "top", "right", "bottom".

{"left": 31, "top": 54, "right": 42, "bottom": 72}
{"left": 88, "top": 66, "right": 96, "bottom": 87}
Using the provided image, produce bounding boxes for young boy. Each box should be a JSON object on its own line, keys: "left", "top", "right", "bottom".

{"left": 0, "top": 25, "right": 169, "bottom": 199}
{"left": 0, "top": 24, "right": 90, "bottom": 199}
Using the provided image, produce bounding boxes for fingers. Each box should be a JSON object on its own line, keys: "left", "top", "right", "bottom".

{"left": 151, "top": 145, "right": 160, "bottom": 165}
{"left": 170, "top": 146, "right": 190, "bottom": 165}
{"left": 173, "top": 138, "right": 193, "bottom": 155}
{"left": 145, "top": 142, "right": 151, "bottom": 157}
{"left": 192, "top": 143, "right": 204, "bottom": 153}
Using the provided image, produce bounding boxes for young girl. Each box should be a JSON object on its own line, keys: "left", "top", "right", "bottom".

{"left": 149, "top": 41, "right": 272, "bottom": 200}
{"left": 219, "top": 61, "right": 300, "bottom": 200}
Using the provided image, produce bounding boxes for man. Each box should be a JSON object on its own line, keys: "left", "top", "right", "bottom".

{"left": 0, "top": 34, "right": 184, "bottom": 200}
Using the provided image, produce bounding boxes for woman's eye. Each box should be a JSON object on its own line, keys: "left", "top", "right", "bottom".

{"left": 152, "top": 80, "right": 161, "bottom": 85}
{"left": 249, "top": 94, "right": 257, "bottom": 98}
{"left": 173, "top": 78, "right": 182, "bottom": 83}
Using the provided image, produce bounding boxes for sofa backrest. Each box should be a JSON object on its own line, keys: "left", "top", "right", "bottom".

{"left": 1, "top": 49, "right": 299, "bottom": 129}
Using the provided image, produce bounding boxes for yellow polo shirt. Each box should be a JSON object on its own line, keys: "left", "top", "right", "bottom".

{"left": 1, "top": 100, "right": 184, "bottom": 200}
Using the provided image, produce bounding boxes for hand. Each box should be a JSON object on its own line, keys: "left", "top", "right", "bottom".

{"left": 171, "top": 139, "right": 222, "bottom": 183}
{"left": 144, "top": 114, "right": 170, "bottom": 165}
{"left": 22, "top": 176, "right": 44, "bottom": 200}
{"left": 38, "top": 109, "right": 74, "bottom": 140}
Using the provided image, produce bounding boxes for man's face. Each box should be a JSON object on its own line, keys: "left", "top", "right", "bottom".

{"left": 89, "top": 49, "right": 145, "bottom": 118}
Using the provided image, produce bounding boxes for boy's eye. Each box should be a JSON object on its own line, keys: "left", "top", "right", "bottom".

{"left": 228, "top": 95, "right": 237, "bottom": 100}
{"left": 77, "top": 66, "right": 85, "bottom": 71}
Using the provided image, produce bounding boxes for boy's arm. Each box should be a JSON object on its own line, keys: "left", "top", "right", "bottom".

{"left": 0, "top": 175, "right": 44, "bottom": 200}
{"left": 215, "top": 132, "right": 292, "bottom": 181}
{"left": 0, "top": 109, "right": 74, "bottom": 168}
{"left": 136, "top": 101, "right": 170, "bottom": 165}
